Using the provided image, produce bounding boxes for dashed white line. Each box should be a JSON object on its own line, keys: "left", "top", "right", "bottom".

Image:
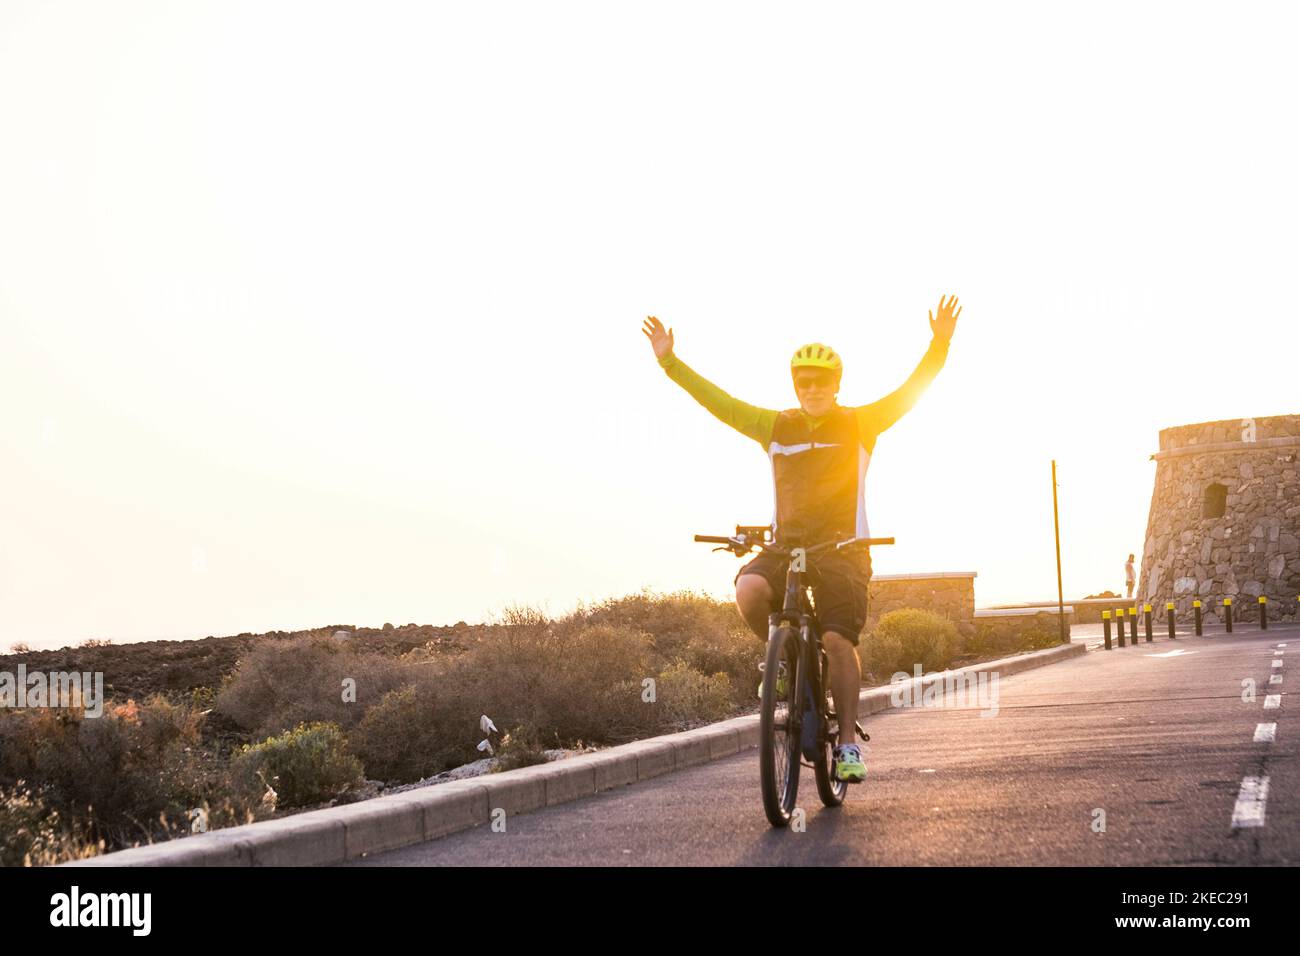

{"left": 1254, "top": 723, "right": 1277, "bottom": 742}
{"left": 1231, "top": 776, "right": 1270, "bottom": 828}
{"left": 1270, "top": 675, "right": 1283, "bottom": 685}
{"left": 1271, "top": 660, "right": 1283, "bottom": 668}
{"left": 1263, "top": 695, "right": 1282, "bottom": 709}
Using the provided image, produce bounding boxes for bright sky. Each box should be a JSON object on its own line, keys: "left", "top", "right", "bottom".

{"left": 3, "top": 1, "right": 1298, "bottom": 650}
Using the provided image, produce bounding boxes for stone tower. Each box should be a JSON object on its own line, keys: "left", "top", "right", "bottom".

{"left": 1140, "top": 415, "right": 1300, "bottom": 623}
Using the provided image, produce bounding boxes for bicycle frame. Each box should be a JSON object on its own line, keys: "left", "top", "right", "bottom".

{"left": 768, "top": 553, "right": 833, "bottom": 759}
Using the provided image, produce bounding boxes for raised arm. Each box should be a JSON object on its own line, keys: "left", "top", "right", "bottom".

{"left": 855, "top": 295, "right": 960, "bottom": 437}
{"left": 643, "top": 315, "right": 777, "bottom": 447}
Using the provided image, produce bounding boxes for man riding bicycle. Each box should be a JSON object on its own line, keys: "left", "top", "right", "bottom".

{"left": 642, "top": 295, "right": 961, "bottom": 783}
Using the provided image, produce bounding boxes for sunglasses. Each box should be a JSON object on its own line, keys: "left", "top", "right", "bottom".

{"left": 793, "top": 372, "right": 838, "bottom": 390}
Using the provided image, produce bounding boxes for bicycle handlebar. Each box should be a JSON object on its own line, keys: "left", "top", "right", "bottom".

{"left": 693, "top": 529, "right": 894, "bottom": 558}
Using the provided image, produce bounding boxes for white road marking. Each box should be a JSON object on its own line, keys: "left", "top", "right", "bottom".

{"left": 1148, "top": 649, "right": 1197, "bottom": 658}
{"left": 1254, "top": 723, "right": 1277, "bottom": 742}
{"left": 1271, "top": 660, "right": 1283, "bottom": 668}
{"left": 1263, "top": 695, "right": 1282, "bottom": 709}
{"left": 1270, "top": 675, "right": 1283, "bottom": 684}
{"left": 1231, "top": 776, "right": 1269, "bottom": 828}
{"left": 1276, "top": 651, "right": 1285, "bottom": 657}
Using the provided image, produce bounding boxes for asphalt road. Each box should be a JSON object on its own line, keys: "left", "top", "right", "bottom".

{"left": 345, "top": 624, "right": 1297, "bottom": 866}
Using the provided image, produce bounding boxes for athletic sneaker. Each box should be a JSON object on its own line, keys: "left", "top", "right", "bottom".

{"left": 832, "top": 743, "right": 867, "bottom": 783}
{"left": 757, "top": 661, "right": 789, "bottom": 700}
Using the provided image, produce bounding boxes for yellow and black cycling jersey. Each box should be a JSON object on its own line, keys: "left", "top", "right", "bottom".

{"left": 658, "top": 336, "right": 949, "bottom": 546}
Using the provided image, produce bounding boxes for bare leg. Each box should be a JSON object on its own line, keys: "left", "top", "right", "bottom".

{"left": 735, "top": 574, "right": 776, "bottom": 641}
{"left": 823, "top": 630, "right": 860, "bottom": 747}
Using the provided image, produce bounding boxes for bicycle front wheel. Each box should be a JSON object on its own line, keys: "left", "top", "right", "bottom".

{"left": 759, "top": 624, "right": 802, "bottom": 827}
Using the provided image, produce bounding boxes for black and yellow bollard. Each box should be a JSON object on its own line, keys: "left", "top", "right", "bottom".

{"left": 1194, "top": 599, "right": 1202, "bottom": 636}
{"left": 1166, "top": 601, "right": 1176, "bottom": 640}
{"left": 1260, "top": 595, "right": 1268, "bottom": 630}
{"left": 1144, "top": 603, "right": 1153, "bottom": 642}
{"left": 1103, "top": 610, "right": 1113, "bottom": 649}
{"left": 1224, "top": 596, "right": 1233, "bottom": 633}
{"left": 1128, "top": 607, "right": 1138, "bottom": 645}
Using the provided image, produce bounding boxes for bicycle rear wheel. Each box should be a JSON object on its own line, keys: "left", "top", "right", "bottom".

{"left": 813, "top": 644, "right": 849, "bottom": 807}
{"left": 759, "top": 625, "right": 802, "bottom": 827}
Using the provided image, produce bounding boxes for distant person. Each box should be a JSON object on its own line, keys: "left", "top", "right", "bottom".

{"left": 642, "top": 295, "right": 961, "bottom": 785}
{"left": 1125, "top": 554, "right": 1136, "bottom": 599}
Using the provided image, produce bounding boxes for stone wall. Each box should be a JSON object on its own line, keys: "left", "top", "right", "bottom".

{"left": 1060, "top": 598, "right": 1144, "bottom": 624}
{"left": 866, "top": 572, "right": 976, "bottom": 635}
{"left": 1140, "top": 414, "right": 1300, "bottom": 623}
{"left": 972, "top": 608, "right": 1072, "bottom": 643}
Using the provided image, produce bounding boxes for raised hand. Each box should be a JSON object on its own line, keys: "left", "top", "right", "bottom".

{"left": 642, "top": 315, "right": 674, "bottom": 360}
{"left": 928, "top": 295, "right": 961, "bottom": 342}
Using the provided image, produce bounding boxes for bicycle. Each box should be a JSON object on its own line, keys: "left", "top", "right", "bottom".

{"left": 695, "top": 524, "right": 894, "bottom": 828}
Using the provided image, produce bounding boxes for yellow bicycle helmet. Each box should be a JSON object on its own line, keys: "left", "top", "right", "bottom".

{"left": 790, "top": 342, "right": 843, "bottom": 372}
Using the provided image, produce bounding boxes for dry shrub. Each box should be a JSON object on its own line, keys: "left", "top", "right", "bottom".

{"left": 652, "top": 660, "right": 734, "bottom": 729}
{"left": 214, "top": 635, "right": 411, "bottom": 740}
{"left": 861, "top": 608, "right": 960, "bottom": 682}
{"left": 230, "top": 722, "right": 365, "bottom": 810}
{"left": 349, "top": 680, "right": 479, "bottom": 783}
{"left": 0, "top": 696, "right": 248, "bottom": 856}
{"left": 569, "top": 588, "right": 760, "bottom": 706}
{"left": 0, "top": 781, "right": 103, "bottom": 866}
{"left": 454, "top": 614, "right": 659, "bottom": 745}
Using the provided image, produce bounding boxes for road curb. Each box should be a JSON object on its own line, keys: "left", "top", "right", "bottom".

{"left": 62, "top": 641, "right": 1084, "bottom": 867}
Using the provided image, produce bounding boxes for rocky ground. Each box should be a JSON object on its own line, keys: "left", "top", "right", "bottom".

{"left": 0, "top": 621, "right": 476, "bottom": 703}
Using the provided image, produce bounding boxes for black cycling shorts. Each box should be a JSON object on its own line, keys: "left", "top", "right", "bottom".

{"left": 734, "top": 548, "right": 872, "bottom": 645}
